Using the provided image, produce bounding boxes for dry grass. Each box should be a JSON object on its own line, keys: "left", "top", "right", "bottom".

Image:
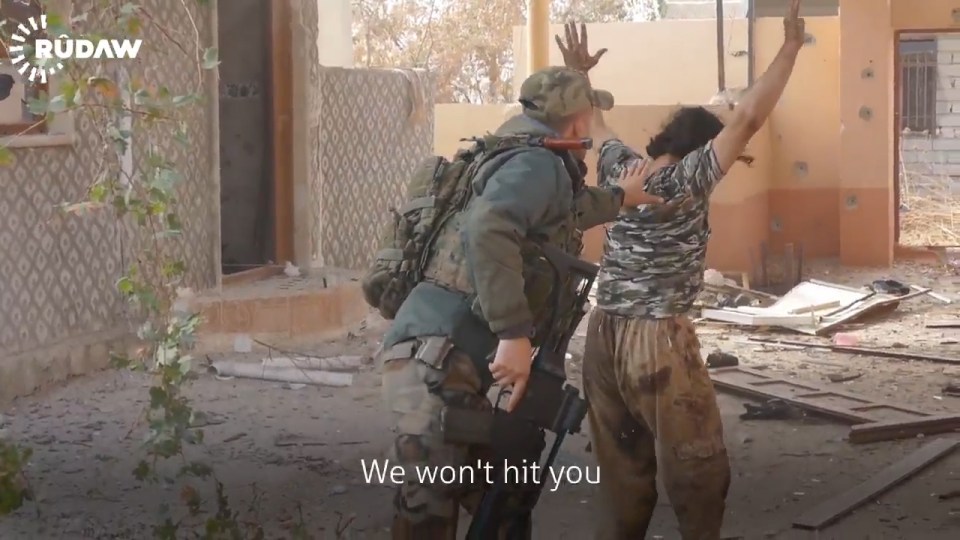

{"left": 899, "top": 145, "right": 960, "bottom": 247}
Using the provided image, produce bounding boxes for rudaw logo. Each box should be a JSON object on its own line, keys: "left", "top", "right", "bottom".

{"left": 8, "top": 15, "right": 143, "bottom": 83}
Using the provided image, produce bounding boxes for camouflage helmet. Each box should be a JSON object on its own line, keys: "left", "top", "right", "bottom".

{"left": 518, "top": 66, "right": 614, "bottom": 123}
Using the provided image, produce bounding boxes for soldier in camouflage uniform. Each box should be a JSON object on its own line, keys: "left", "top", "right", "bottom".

{"left": 377, "top": 65, "right": 664, "bottom": 538}
{"left": 559, "top": 3, "right": 806, "bottom": 538}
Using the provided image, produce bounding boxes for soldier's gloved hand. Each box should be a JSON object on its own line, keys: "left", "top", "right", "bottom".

{"left": 490, "top": 337, "right": 534, "bottom": 412}
{"left": 618, "top": 159, "right": 665, "bottom": 207}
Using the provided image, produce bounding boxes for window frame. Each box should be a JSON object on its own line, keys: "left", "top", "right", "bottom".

{"left": 0, "top": 0, "right": 50, "bottom": 136}
{"left": 898, "top": 38, "right": 938, "bottom": 135}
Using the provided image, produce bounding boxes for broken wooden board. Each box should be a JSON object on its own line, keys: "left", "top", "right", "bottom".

{"left": 747, "top": 337, "right": 960, "bottom": 366}
{"left": 792, "top": 438, "right": 959, "bottom": 530}
{"left": 925, "top": 319, "right": 960, "bottom": 329}
{"left": 811, "top": 286, "right": 932, "bottom": 335}
{"left": 848, "top": 416, "right": 960, "bottom": 444}
{"left": 699, "top": 308, "right": 815, "bottom": 327}
{"left": 701, "top": 280, "right": 934, "bottom": 336}
{"left": 709, "top": 367, "right": 931, "bottom": 425}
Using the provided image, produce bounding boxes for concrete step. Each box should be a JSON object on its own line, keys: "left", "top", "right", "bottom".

{"left": 190, "top": 268, "right": 369, "bottom": 352}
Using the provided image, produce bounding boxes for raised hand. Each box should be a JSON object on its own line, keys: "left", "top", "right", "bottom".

{"left": 554, "top": 22, "right": 607, "bottom": 74}
{"left": 784, "top": 0, "right": 805, "bottom": 48}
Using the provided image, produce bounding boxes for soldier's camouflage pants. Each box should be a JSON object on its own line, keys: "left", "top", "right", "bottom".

{"left": 583, "top": 309, "right": 731, "bottom": 540}
{"left": 379, "top": 337, "right": 495, "bottom": 528}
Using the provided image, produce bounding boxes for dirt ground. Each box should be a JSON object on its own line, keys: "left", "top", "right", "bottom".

{"left": 1, "top": 259, "right": 959, "bottom": 539}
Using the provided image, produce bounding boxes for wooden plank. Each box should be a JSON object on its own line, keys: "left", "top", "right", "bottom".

{"left": 709, "top": 368, "right": 875, "bottom": 424}
{"left": 792, "top": 438, "right": 959, "bottom": 530}
{"left": 925, "top": 320, "right": 960, "bottom": 329}
{"left": 848, "top": 415, "right": 960, "bottom": 444}
{"left": 789, "top": 300, "right": 841, "bottom": 314}
{"left": 269, "top": 0, "right": 295, "bottom": 264}
{"left": 703, "top": 282, "right": 779, "bottom": 301}
{"left": 710, "top": 367, "right": 930, "bottom": 425}
{"left": 700, "top": 308, "right": 814, "bottom": 326}
{"left": 747, "top": 337, "right": 960, "bottom": 366}
{"left": 911, "top": 284, "right": 951, "bottom": 304}
{"left": 812, "top": 288, "right": 930, "bottom": 336}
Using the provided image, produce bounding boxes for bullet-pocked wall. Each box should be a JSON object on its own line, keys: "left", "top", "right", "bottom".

{"left": 838, "top": 0, "right": 960, "bottom": 265}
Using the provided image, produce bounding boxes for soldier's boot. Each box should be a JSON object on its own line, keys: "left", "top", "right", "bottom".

{"left": 390, "top": 515, "right": 458, "bottom": 540}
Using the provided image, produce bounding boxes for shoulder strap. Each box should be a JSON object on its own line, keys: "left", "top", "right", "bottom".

{"left": 470, "top": 146, "right": 535, "bottom": 192}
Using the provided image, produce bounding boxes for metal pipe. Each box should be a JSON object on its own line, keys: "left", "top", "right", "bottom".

{"left": 747, "top": 0, "right": 756, "bottom": 84}
{"left": 715, "top": 0, "right": 726, "bottom": 92}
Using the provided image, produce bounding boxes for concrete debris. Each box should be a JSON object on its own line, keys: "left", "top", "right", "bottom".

{"left": 233, "top": 334, "right": 253, "bottom": 353}
{"left": 704, "top": 268, "right": 733, "bottom": 287}
{"left": 831, "top": 333, "right": 859, "bottom": 347}
{"left": 700, "top": 279, "right": 934, "bottom": 335}
{"left": 283, "top": 261, "right": 301, "bottom": 277}
{"left": 938, "top": 489, "right": 960, "bottom": 501}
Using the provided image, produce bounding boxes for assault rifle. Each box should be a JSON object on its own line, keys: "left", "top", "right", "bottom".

{"left": 440, "top": 243, "right": 599, "bottom": 539}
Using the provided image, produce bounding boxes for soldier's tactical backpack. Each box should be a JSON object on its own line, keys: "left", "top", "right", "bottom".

{"left": 361, "top": 135, "right": 535, "bottom": 320}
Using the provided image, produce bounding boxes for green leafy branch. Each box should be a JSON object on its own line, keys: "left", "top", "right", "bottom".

{"left": 0, "top": 1, "right": 280, "bottom": 537}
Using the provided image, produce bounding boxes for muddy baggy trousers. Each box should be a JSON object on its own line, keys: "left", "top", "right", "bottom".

{"left": 379, "top": 337, "right": 532, "bottom": 539}
{"left": 583, "top": 309, "right": 731, "bottom": 540}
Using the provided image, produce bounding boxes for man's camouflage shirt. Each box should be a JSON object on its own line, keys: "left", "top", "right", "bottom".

{"left": 594, "top": 139, "right": 725, "bottom": 318}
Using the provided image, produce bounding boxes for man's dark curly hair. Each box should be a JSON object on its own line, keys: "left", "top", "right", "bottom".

{"left": 645, "top": 106, "right": 724, "bottom": 159}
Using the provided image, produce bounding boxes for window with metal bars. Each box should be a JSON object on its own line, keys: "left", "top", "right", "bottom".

{"left": 899, "top": 39, "right": 938, "bottom": 134}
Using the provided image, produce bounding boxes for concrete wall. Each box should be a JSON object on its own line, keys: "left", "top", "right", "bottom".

{"left": 513, "top": 19, "right": 751, "bottom": 105}
{"left": 0, "top": 0, "right": 218, "bottom": 403}
{"left": 663, "top": 1, "right": 837, "bottom": 19}
{"left": 757, "top": 17, "right": 842, "bottom": 259}
{"left": 838, "top": 0, "right": 960, "bottom": 264}
{"left": 316, "top": 0, "right": 353, "bottom": 67}
{"left": 663, "top": 0, "right": 747, "bottom": 19}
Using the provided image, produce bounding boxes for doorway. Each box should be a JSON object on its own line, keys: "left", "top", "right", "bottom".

{"left": 217, "top": 0, "right": 293, "bottom": 276}
{"left": 895, "top": 31, "right": 960, "bottom": 248}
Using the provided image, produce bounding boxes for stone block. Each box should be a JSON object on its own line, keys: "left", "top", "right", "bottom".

{"left": 938, "top": 36, "right": 960, "bottom": 51}
{"left": 939, "top": 114, "right": 960, "bottom": 127}
{"left": 901, "top": 136, "right": 934, "bottom": 151}
{"left": 933, "top": 137, "right": 960, "bottom": 150}
{"left": 939, "top": 64, "right": 960, "bottom": 78}
{"left": 939, "top": 88, "right": 960, "bottom": 102}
